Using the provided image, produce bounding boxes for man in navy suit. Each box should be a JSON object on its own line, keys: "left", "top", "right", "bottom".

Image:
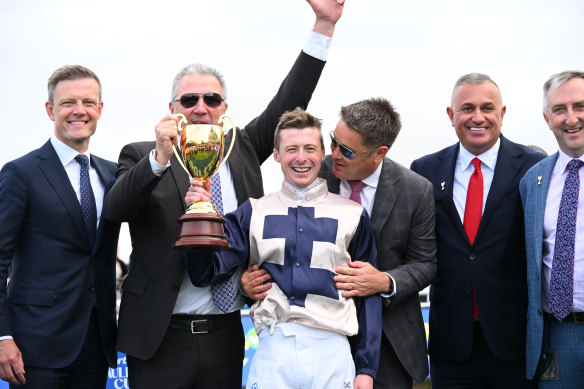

{"left": 521, "top": 70, "right": 584, "bottom": 387}
{"left": 410, "top": 73, "right": 544, "bottom": 388}
{"left": 0, "top": 65, "right": 120, "bottom": 388}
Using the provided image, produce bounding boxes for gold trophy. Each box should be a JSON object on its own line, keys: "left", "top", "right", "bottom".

{"left": 172, "top": 113, "right": 236, "bottom": 251}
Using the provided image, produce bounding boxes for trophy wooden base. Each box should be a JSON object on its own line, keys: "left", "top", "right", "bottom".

{"left": 173, "top": 213, "right": 230, "bottom": 251}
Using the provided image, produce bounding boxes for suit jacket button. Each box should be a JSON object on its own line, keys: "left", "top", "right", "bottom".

{"left": 469, "top": 253, "right": 476, "bottom": 260}
{"left": 465, "top": 290, "right": 471, "bottom": 297}
{"left": 537, "top": 309, "right": 542, "bottom": 316}
{"left": 88, "top": 285, "right": 95, "bottom": 292}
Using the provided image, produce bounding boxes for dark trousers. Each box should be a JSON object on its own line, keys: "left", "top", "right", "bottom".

{"left": 430, "top": 322, "right": 536, "bottom": 389}
{"left": 127, "top": 311, "right": 244, "bottom": 389}
{"left": 12, "top": 309, "right": 108, "bottom": 389}
{"left": 374, "top": 334, "right": 414, "bottom": 389}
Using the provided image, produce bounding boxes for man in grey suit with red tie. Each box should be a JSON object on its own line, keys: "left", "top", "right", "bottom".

{"left": 410, "top": 73, "right": 544, "bottom": 387}
{"left": 103, "top": 1, "right": 345, "bottom": 387}
{"left": 243, "top": 97, "right": 438, "bottom": 388}
{"left": 0, "top": 65, "right": 120, "bottom": 388}
{"left": 521, "top": 70, "right": 584, "bottom": 387}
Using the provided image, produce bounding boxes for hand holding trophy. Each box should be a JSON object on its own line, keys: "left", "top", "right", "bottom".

{"left": 172, "top": 113, "right": 236, "bottom": 251}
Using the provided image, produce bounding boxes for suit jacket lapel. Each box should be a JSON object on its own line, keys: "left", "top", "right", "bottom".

{"left": 435, "top": 145, "right": 469, "bottom": 243}
{"left": 225, "top": 129, "right": 246, "bottom": 205}
{"left": 36, "top": 140, "right": 88, "bottom": 245}
{"left": 370, "top": 159, "right": 398, "bottom": 237}
{"left": 478, "top": 136, "right": 523, "bottom": 243}
{"left": 168, "top": 150, "right": 191, "bottom": 210}
{"left": 532, "top": 153, "right": 557, "bottom": 274}
{"left": 92, "top": 155, "right": 116, "bottom": 252}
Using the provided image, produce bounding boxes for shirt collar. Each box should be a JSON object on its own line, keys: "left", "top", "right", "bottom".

{"left": 50, "top": 135, "right": 91, "bottom": 167}
{"left": 458, "top": 138, "right": 500, "bottom": 171}
{"left": 282, "top": 178, "right": 327, "bottom": 202}
{"left": 555, "top": 148, "right": 584, "bottom": 175}
{"left": 341, "top": 159, "right": 383, "bottom": 189}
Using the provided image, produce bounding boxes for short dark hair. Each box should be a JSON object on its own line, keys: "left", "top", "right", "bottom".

{"left": 47, "top": 65, "right": 101, "bottom": 104}
{"left": 274, "top": 107, "right": 323, "bottom": 151}
{"left": 340, "top": 97, "right": 401, "bottom": 149}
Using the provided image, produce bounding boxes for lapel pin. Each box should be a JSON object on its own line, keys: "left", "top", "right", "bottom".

{"left": 537, "top": 176, "right": 542, "bottom": 186}
{"left": 441, "top": 181, "right": 446, "bottom": 191}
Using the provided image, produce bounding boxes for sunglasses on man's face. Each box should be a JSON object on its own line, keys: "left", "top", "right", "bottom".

{"left": 329, "top": 132, "right": 380, "bottom": 160}
{"left": 174, "top": 92, "right": 224, "bottom": 109}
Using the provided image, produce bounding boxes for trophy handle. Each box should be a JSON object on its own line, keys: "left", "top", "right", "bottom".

{"left": 216, "top": 114, "right": 237, "bottom": 173}
{"left": 172, "top": 113, "right": 191, "bottom": 177}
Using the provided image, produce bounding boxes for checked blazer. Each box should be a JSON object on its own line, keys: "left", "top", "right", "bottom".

{"left": 320, "top": 156, "right": 438, "bottom": 383}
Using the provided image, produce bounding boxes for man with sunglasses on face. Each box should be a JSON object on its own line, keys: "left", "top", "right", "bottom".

{"left": 242, "top": 97, "right": 438, "bottom": 389}
{"left": 103, "top": 1, "right": 344, "bottom": 388}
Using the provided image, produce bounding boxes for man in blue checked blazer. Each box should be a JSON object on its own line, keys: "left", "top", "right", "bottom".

{"left": 521, "top": 70, "right": 584, "bottom": 387}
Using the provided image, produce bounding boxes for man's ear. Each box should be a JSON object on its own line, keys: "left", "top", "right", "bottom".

{"left": 273, "top": 148, "right": 280, "bottom": 163}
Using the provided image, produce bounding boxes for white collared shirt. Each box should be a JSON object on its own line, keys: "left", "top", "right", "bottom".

{"left": 339, "top": 161, "right": 382, "bottom": 218}
{"left": 453, "top": 139, "right": 500, "bottom": 223}
{"left": 542, "top": 149, "right": 584, "bottom": 313}
{"left": 50, "top": 135, "right": 104, "bottom": 228}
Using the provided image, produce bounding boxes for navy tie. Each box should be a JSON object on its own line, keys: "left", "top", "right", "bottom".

{"left": 209, "top": 174, "right": 235, "bottom": 313}
{"left": 75, "top": 154, "right": 97, "bottom": 248}
{"left": 549, "top": 159, "right": 584, "bottom": 321}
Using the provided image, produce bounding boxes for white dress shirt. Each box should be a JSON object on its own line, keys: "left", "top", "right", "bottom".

{"left": 453, "top": 139, "right": 500, "bottom": 223}
{"left": 51, "top": 135, "right": 105, "bottom": 227}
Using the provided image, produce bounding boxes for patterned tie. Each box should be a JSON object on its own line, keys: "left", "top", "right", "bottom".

{"left": 463, "top": 158, "right": 483, "bottom": 319}
{"left": 75, "top": 154, "right": 97, "bottom": 247}
{"left": 209, "top": 174, "right": 235, "bottom": 313}
{"left": 549, "top": 159, "right": 584, "bottom": 321}
{"left": 347, "top": 180, "right": 366, "bottom": 204}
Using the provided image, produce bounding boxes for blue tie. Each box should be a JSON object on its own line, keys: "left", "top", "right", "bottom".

{"left": 75, "top": 154, "right": 97, "bottom": 248}
{"left": 549, "top": 158, "right": 584, "bottom": 321}
{"left": 209, "top": 174, "right": 235, "bottom": 313}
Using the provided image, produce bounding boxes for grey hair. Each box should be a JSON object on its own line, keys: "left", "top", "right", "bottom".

{"left": 543, "top": 70, "right": 584, "bottom": 113}
{"left": 340, "top": 97, "right": 401, "bottom": 149}
{"left": 170, "top": 63, "right": 227, "bottom": 102}
{"left": 451, "top": 73, "right": 500, "bottom": 104}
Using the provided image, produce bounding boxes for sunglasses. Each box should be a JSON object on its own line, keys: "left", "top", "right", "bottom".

{"left": 174, "top": 92, "right": 224, "bottom": 109}
{"left": 329, "top": 132, "right": 380, "bottom": 160}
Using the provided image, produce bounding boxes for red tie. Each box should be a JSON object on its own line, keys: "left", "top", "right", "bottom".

{"left": 348, "top": 180, "right": 366, "bottom": 204}
{"left": 464, "top": 157, "right": 483, "bottom": 319}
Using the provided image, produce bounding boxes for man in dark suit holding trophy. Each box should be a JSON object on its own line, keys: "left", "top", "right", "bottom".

{"left": 103, "top": 1, "right": 346, "bottom": 387}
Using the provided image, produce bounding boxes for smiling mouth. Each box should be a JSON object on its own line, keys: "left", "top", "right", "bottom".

{"left": 292, "top": 167, "right": 311, "bottom": 173}
{"left": 469, "top": 127, "right": 487, "bottom": 132}
{"left": 69, "top": 121, "right": 87, "bottom": 125}
{"left": 565, "top": 127, "right": 583, "bottom": 134}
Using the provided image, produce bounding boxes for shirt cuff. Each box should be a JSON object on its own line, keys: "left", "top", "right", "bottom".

{"left": 302, "top": 31, "right": 331, "bottom": 61}
{"left": 149, "top": 149, "right": 171, "bottom": 177}
{"left": 0, "top": 336, "right": 13, "bottom": 341}
{"left": 380, "top": 272, "right": 396, "bottom": 298}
